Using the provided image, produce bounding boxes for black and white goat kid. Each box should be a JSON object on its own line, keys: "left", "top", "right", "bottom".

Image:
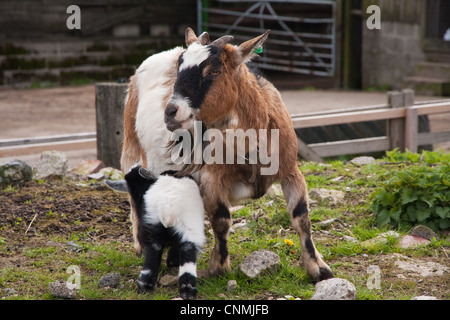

{"left": 106, "top": 165, "right": 205, "bottom": 299}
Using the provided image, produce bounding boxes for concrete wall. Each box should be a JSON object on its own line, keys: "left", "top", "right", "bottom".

{"left": 361, "top": 0, "right": 426, "bottom": 90}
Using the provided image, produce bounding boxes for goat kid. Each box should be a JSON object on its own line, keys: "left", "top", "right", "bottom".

{"left": 106, "top": 166, "right": 205, "bottom": 299}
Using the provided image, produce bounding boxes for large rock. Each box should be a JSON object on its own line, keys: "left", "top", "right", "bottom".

{"left": 48, "top": 280, "right": 76, "bottom": 299}
{"left": 397, "top": 235, "right": 430, "bottom": 249}
{"left": 70, "top": 160, "right": 105, "bottom": 177}
{"left": 239, "top": 250, "right": 280, "bottom": 278}
{"left": 0, "top": 159, "right": 32, "bottom": 186}
{"left": 350, "top": 156, "right": 376, "bottom": 166}
{"left": 309, "top": 188, "right": 345, "bottom": 206}
{"left": 410, "top": 225, "right": 439, "bottom": 241}
{"left": 98, "top": 272, "right": 121, "bottom": 288}
{"left": 33, "top": 151, "right": 68, "bottom": 180}
{"left": 311, "top": 278, "right": 357, "bottom": 300}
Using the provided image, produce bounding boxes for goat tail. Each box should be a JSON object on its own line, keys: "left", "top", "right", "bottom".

{"left": 121, "top": 75, "right": 144, "bottom": 173}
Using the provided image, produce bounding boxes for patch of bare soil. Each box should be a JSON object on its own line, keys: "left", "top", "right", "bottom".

{"left": 0, "top": 179, "right": 130, "bottom": 251}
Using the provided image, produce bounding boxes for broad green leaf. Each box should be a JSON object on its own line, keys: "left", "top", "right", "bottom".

{"left": 438, "top": 219, "right": 450, "bottom": 230}
{"left": 376, "top": 209, "right": 390, "bottom": 226}
{"left": 401, "top": 189, "right": 418, "bottom": 205}
{"left": 435, "top": 207, "right": 450, "bottom": 219}
{"left": 416, "top": 208, "right": 432, "bottom": 222}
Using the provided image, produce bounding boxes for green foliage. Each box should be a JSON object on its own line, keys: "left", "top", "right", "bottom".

{"left": 385, "top": 148, "right": 450, "bottom": 165}
{"left": 371, "top": 150, "right": 450, "bottom": 232}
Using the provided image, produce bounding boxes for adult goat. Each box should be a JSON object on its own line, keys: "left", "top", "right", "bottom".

{"left": 121, "top": 28, "right": 333, "bottom": 283}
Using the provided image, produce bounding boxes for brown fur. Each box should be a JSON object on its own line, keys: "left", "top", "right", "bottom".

{"left": 191, "top": 39, "right": 333, "bottom": 281}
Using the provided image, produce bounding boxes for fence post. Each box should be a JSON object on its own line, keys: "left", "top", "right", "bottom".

{"left": 95, "top": 82, "right": 127, "bottom": 169}
{"left": 403, "top": 89, "right": 418, "bottom": 152}
{"left": 387, "top": 91, "right": 406, "bottom": 151}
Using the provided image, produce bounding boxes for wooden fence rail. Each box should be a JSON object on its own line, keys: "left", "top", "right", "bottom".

{"left": 293, "top": 90, "right": 450, "bottom": 162}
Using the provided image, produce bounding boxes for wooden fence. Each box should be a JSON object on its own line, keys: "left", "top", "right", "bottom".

{"left": 293, "top": 89, "right": 450, "bottom": 162}
{"left": 1, "top": 85, "right": 449, "bottom": 167}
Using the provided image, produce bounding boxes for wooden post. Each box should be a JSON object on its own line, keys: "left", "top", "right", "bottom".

{"left": 402, "top": 89, "right": 418, "bottom": 152}
{"left": 95, "top": 83, "right": 128, "bottom": 169}
{"left": 405, "top": 108, "right": 418, "bottom": 152}
{"left": 387, "top": 91, "right": 406, "bottom": 151}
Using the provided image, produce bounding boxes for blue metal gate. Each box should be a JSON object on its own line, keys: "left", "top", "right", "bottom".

{"left": 197, "top": 0, "right": 336, "bottom": 76}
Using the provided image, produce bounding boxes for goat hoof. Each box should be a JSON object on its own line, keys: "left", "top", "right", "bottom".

{"left": 180, "top": 283, "right": 197, "bottom": 300}
{"left": 137, "top": 280, "right": 155, "bottom": 293}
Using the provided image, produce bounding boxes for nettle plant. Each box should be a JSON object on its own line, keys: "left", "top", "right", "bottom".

{"left": 370, "top": 150, "right": 450, "bottom": 232}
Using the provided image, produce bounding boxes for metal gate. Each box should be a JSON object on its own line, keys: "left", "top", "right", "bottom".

{"left": 197, "top": 0, "right": 336, "bottom": 76}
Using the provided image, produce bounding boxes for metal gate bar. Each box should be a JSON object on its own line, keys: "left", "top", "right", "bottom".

{"left": 197, "top": 0, "right": 336, "bottom": 76}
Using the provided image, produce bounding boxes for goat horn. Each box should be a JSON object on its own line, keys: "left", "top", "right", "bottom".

{"left": 138, "top": 167, "right": 154, "bottom": 180}
{"left": 197, "top": 32, "right": 210, "bottom": 45}
{"left": 210, "top": 35, "right": 234, "bottom": 48}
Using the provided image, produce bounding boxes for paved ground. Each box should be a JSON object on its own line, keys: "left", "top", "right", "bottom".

{"left": 0, "top": 84, "right": 448, "bottom": 168}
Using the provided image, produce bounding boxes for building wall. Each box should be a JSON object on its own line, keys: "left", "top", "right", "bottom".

{"left": 361, "top": 0, "right": 426, "bottom": 90}
{"left": 0, "top": 0, "right": 197, "bottom": 87}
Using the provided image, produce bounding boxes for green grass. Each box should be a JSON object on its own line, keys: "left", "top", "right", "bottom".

{"left": 1, "top": 150, "right": 449, "bottom": 300}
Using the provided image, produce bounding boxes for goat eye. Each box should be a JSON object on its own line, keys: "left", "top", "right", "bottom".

{"left": 208, "top": 69, "right": 221, "bottom": 76}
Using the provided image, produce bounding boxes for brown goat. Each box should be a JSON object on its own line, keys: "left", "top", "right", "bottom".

{"left": 121, "top": 28, "right": 333, "bottom": 283}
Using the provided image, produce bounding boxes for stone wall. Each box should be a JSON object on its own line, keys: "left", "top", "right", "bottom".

{"left": 361, "top": 0, "right": 426, "bottom": 90}
{"left": 0, "top": 0, "right": 196, "bottom": 87}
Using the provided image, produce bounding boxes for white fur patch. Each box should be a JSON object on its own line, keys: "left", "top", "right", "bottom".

{"left": 135, "top": 46, "right": 185, "bottom": 174}
{"left": 143, "top": 175, "right": 205, "bottom": 247}
{"left": 168, "top": 93, "right": 195, "bottom": 126}
{"left": 178, "top": 43, "right": 211, "bottom": 72}
{"left": 179, "top": 262, "right": 197, "bottom": 277}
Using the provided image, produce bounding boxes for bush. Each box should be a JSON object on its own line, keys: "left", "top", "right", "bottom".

{"left": 370, "top": 151, "right": 450, "bottom": 232}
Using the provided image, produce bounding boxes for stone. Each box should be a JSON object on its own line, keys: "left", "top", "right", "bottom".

{"left": 410, "top": 225, "right": 439, "bottom": 241}
{"left": 266, "top": 184, "right": 283, "bottom": 197}
{"left": 361, "top": 231, "right": 400, "bottom": 248}
{"left": 232, "top": 219, "right": 248, "bottom": 230}
{"left": 98, "top": 272, "right": 120, "bottom": 288}
{"left": 33, "top": 151, "right": 68, "bottom": 180}
{"left": 309, "top": 188, "right": 345, "bottom": 206}
{"left": 350, "top": 156, "right": 376, "bottom": 166}
{"left": 88, "top": 172, "right": 105, "bottom": 180}
{"left": 411, "top": 295, "right": 438, "bottom": 300}
{"left": 316, "top": 218, "right": 338, "bottom": 229}
{"left": 159, "top": 274, "right": 178, "bottom": 287}
{"left": 311, "top": 278, "right": 357, "bottom": 300}
{"left": 98, "top": 167, "right": 123, "bottom": 180}
{"left": 395, "top": 255, "right": 449, "bottom": 277}
{"left": 342, "top": 235, "right": 358, "bottom": 243}
{"left": 48, "top": 280, "right": 76, "bottom": 299}
{"left": 227, "top": 280, "right": 238, "bottom": 291}
{"left": 71, "top": 160, "right": 105, "bottom": 177}
{"left": 397, "top": 235, "right": 430, "bottom": 249}
{"left": 197, "top": 269, "right": 210, "bottom": 279}
{"left": 0, "top": 159, "right": 32, "bottom": 186}
{"left": 239, "top": 250, "right": 280, "bottom": 278}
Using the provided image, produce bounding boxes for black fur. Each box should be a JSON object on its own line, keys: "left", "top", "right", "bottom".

{"left": 293, "top": 199, "right": 308, "bottom": 218}
{"left": 174, "top": 46, "right": 223, "bottom": 110}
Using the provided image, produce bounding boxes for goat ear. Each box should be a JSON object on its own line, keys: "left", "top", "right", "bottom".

{"left": 138, "top": 167, "right": 155, "bottom": 180}
{"left": 105, "top": 179, "right": 128, "bottom": 193}
{"left": 185, "top": 27, "right": 198, "bottom": 47}
{"left": 197, "top": 31, "right": 210, "bottom": 45}
{"left": 236, "top": 30, "right": 270, "bottom": 65}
